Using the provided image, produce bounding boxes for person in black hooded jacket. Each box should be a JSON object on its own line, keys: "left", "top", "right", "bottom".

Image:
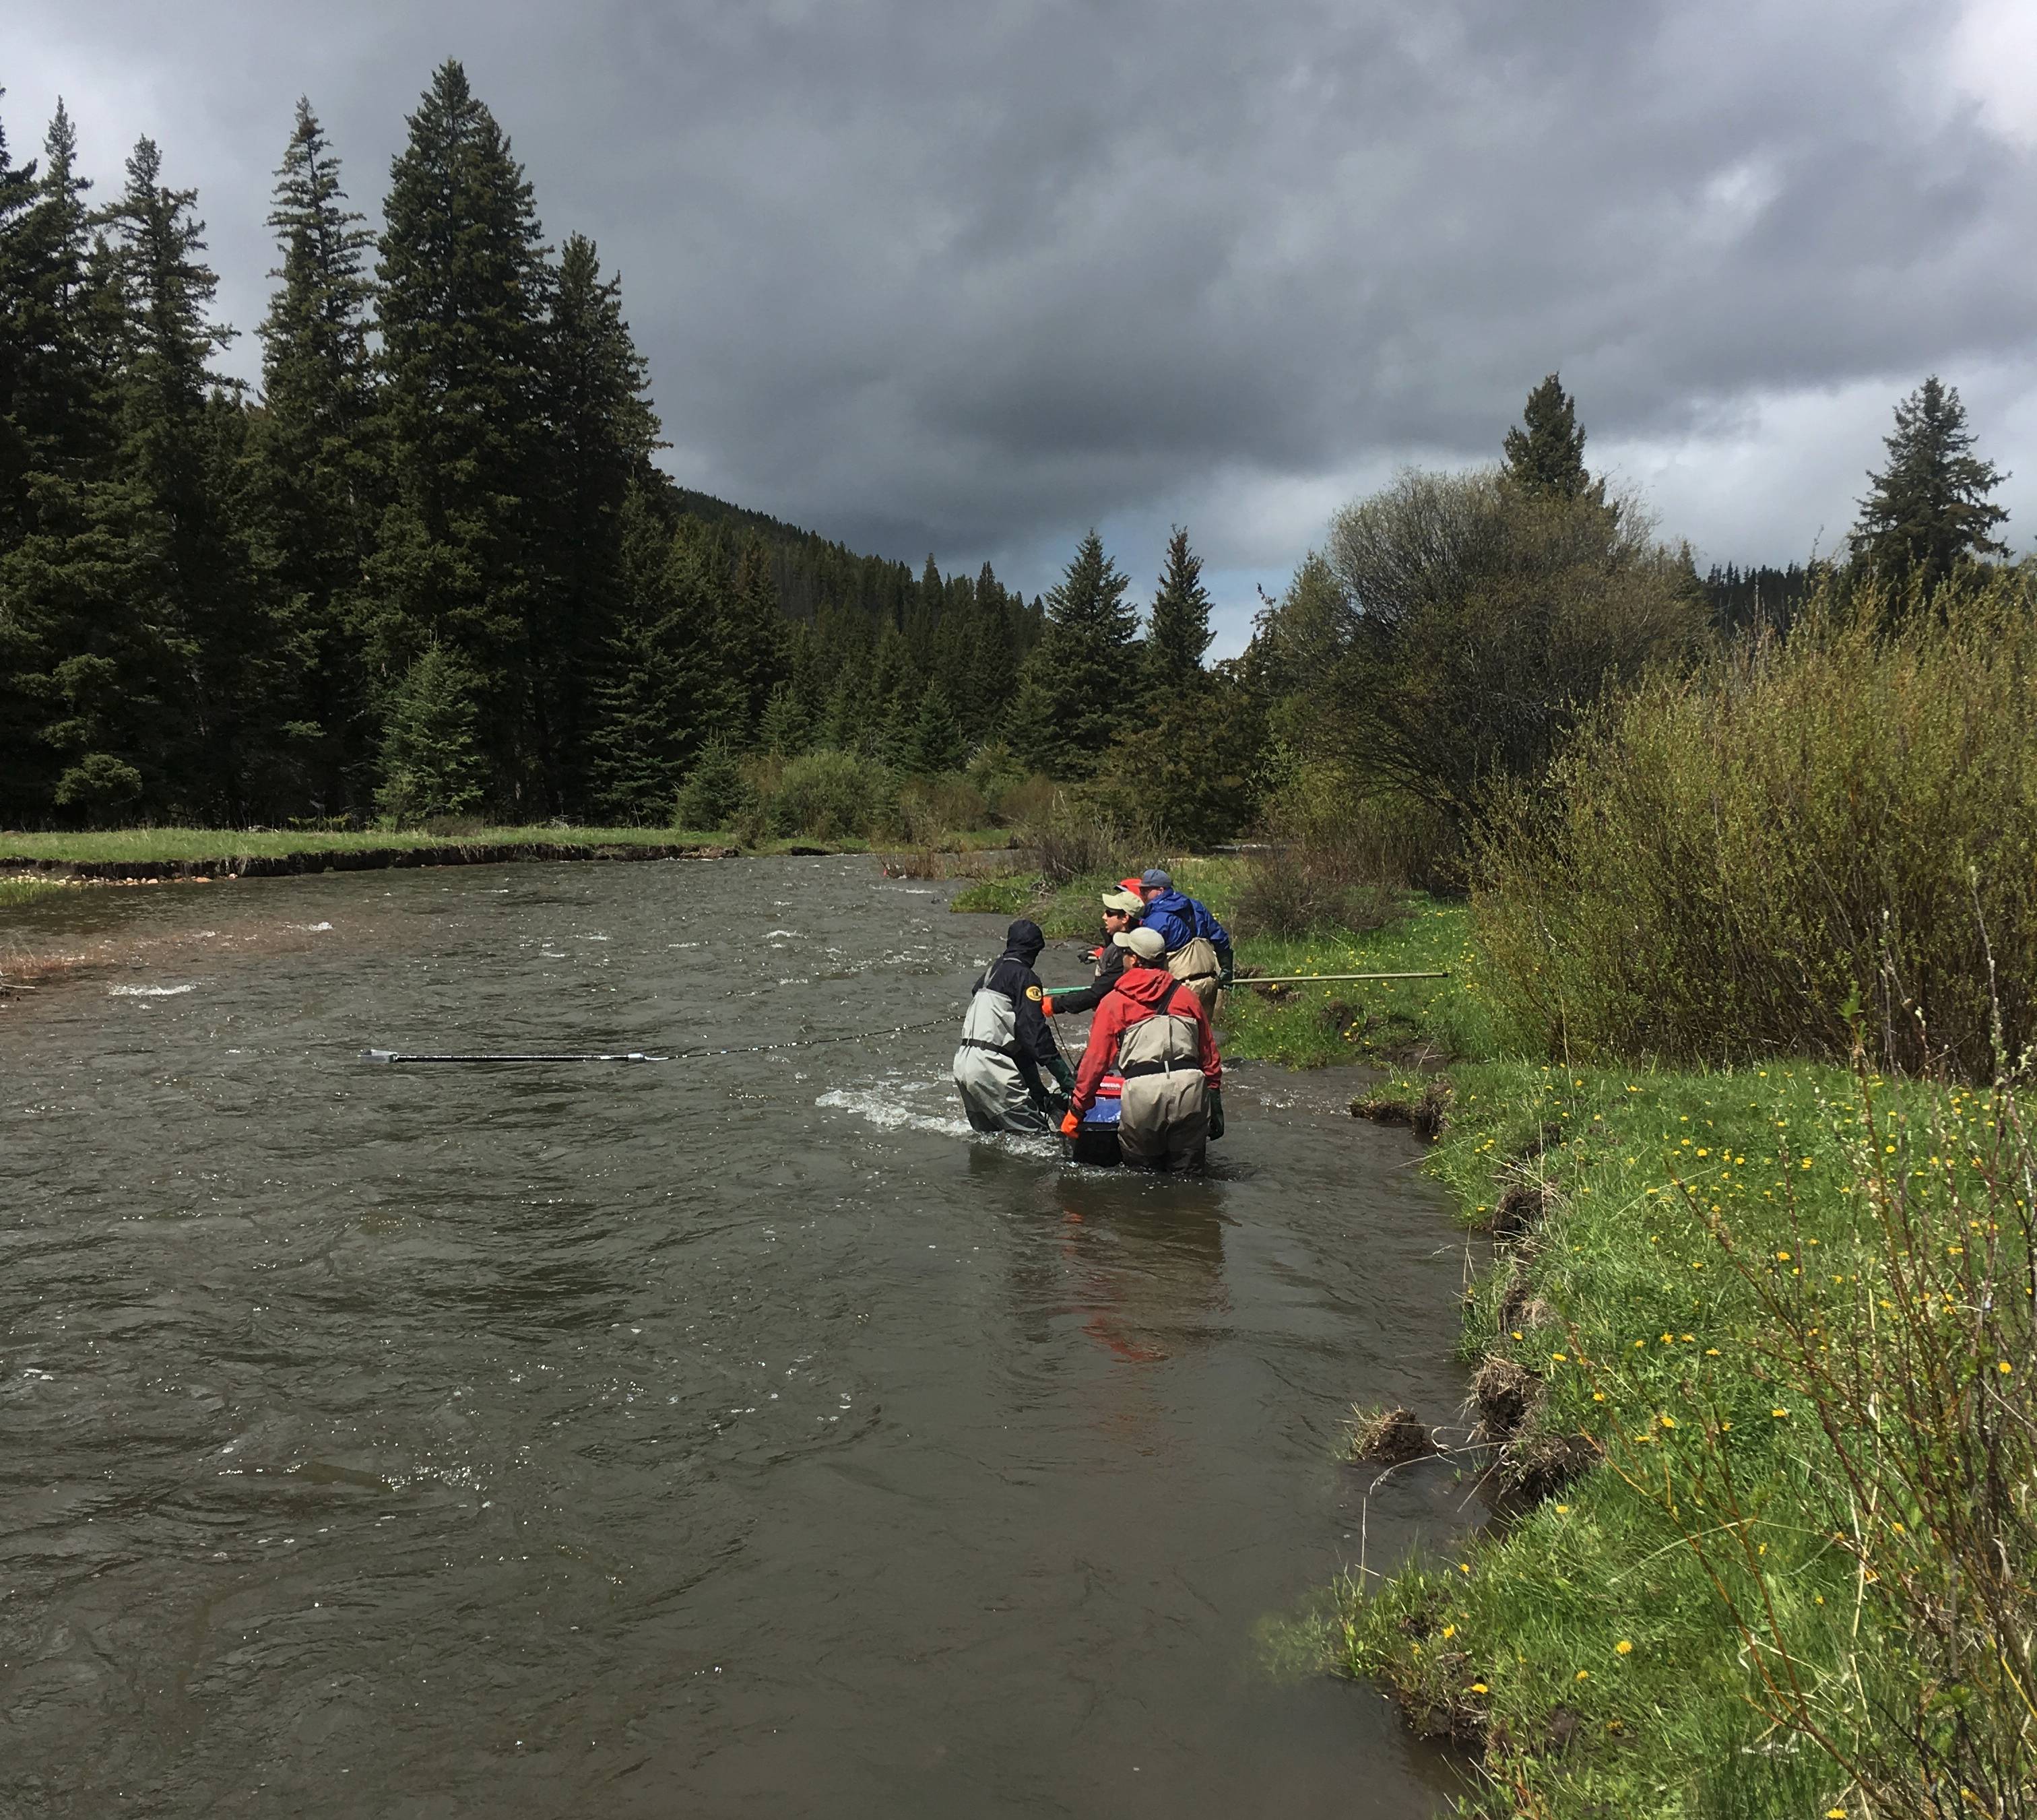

{"left": 950, "top": 919, "right": 1076, "bottom": 1132}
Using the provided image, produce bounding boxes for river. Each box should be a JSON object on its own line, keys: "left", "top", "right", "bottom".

{"left": 1, "top": 855, "right": 1473, "bottom": 1818}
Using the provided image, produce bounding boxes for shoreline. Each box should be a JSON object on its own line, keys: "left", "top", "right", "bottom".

{"left": 1, "top": 837, "right": 744, "bottom": 882}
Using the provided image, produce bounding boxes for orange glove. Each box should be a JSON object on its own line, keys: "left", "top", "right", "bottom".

{"left": 1059, "top": 1108, "right": 1081, "bottom": 1137}
{"left": 1040, "top": 995, "right": 1056, "bottom": 1016}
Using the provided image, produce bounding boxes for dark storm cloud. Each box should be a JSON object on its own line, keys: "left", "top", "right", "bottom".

{"left": 11, "top": 0, "right": 2037, "bottom": 615}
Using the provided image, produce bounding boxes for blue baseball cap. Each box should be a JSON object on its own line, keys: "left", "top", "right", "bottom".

{"left": 1139, "top": 868, "right": 1172, "bottom": 890}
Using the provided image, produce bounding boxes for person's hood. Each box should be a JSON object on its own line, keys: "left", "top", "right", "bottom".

{"left": 1002, "top": 918, "right": 1046, "bottom": 964}
{"left": 1112, "top": 966, "right": 1179, "bottom": 1008}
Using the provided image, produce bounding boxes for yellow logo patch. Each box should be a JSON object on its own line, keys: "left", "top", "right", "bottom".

{"left": 1025, "top": 985, "right": 1043, "bottom": 1001}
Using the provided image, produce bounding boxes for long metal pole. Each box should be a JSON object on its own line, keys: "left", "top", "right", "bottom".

{"left": 1044, "top": 970, "right": 1451, "bottom": 992}
{"left": 1235, "top": 971, "right": 1451, "bottom": 985}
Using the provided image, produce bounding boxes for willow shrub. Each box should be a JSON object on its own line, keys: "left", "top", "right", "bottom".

{"left": 1476, "top": 577, "right": 2037, "bottom": 1074}
{"left": 757, "top": 748, "right": 899, "bottom": 841}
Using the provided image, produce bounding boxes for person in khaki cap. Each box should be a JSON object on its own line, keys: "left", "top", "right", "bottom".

{"left": 1041, "top": 887, "right": 1145, "bottom": 1021}
{"left": 1060, "top": 925, "right": 1224, "bottom": 1171}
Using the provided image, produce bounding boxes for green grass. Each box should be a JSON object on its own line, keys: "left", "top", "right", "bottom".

{"left": 0, "top": 874, "right": 75, "bottom": 909}
{"left": 1222, "top": 901, "right": 1493, "bottom": 1066}
{"left": 1329, "top": 1055, "right": 1978, "bottom": 1816}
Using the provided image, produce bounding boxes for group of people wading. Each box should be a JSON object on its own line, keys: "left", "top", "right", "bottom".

{"left": 950, "top": 868, "right": 1235, "bottom": 1170}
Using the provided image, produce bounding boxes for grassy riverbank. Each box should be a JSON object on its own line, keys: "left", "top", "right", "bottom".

{"left": 1321, "top": 1053, "right": 2037, "bottom": 1815}
{"left": 0, "top": 823, "right": 754, "bottom": 866}
{"left": 0, "top": 823, "right": 1031, "bottom": 876}
{"left": 969, "top": 872, "right": 2028, "bottom": 1811}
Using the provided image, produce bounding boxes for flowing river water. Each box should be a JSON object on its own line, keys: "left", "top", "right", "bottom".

{"left": 3, "top": 856, "right": 1475, "bottom": 1818}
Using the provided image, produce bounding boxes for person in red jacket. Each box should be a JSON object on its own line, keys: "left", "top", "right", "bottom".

{"left": 1060, "top": 926, "right": 1224, "bottom": 1170}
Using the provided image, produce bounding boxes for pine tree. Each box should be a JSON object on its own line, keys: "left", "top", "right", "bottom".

{"left": 1850, "top": 376, "right": 2009, "bottom": 600}
{"left": 1144, "top": 525, "right": 1213, "bottom": 690}
{"left": 722, "top": 529, "right": 789, "bottom": 736}
{"left": 0, "top": 92, "right": 42, "bottom": 538}
{"left": 98, "top": 135, "right": 268, "bottom": 817}
{"left": 375, "top": 643, "right": 489, "bottom": 824}
{"left": 584, "top": 492, "right": 744, "bottom": 818}
{"left": 1008, "top": 530, "right": 1138, "bottom": 779}
{"left": 822, "top": 654, "right": 878, "bottom": 752}
{"left": 1107, "top": 667, "right": 1266, "bottom": 848}
{"left": 371, "top": 60, "right": 550, "bottom": 808}
{"left": 756, "top": 682, "right": 811, "bottom": 756}
{"left": 904, "top": 551, "right": 942, "bottom": 672}
{"left": 674, "top": 737, "right": 755, "bottom": 831}
{"left": 902, "top": 680, "right": 967, "bottom": 775}
{"left": 0, "top": 97, "right": 91, "bottom": 818}
{"left": 249, "top": 98, "right": 378, "bottom": 813}
{"left": 866, "top": 624, "right": 918, "bottom": 761}
{"left": 535, "top": 230, "right": 658, "bottom": 807}
{"left": 1502, "top": 373, "right": 1605, "bottom": 507}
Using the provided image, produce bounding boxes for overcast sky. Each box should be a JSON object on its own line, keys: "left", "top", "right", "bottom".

{"left": 11, "top": 0, "right": 2037, "bottom": 651}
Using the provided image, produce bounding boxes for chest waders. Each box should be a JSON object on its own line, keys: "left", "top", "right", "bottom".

{"left": 1114, "top": 1002, "right": 1208, "bottom": 1171}
{"left": 952, "top": 986, "right": 1051, "bottom": 1134}
{"left": 1166, "top": 936, "right": 1222, "bottom": 1017}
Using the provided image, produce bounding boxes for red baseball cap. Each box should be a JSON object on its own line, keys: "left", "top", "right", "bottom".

{"left": 1118, "top": 877, "right": 1144, "bottom": 897}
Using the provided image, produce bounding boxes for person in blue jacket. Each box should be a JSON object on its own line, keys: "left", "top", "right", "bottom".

{"left": 1136, "top": 868, "right": 1234, "bottom": 1009}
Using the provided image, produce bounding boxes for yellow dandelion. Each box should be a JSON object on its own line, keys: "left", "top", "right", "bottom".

{"left": 1615, "top": 1639, "right": 1633, "bottom": 1655}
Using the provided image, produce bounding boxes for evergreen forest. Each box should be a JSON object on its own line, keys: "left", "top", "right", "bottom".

{"left": 0, "top": 65, "right": 1059, "bottom": 832}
